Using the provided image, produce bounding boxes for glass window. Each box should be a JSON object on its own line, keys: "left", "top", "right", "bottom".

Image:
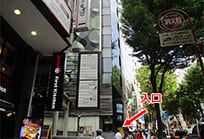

{"left": 102, "top": 73, "right": 112, "bottom": 84}
{"left": 103, "top": 27, "right": 111, "bottom": 35}
{"left": 102, "top": 35, "right": 111, "bottom": 48}
{"left": 102, "top": 48, "right": 112, "bottom": 57}
{"left": 103, "top": 58, "right": 112, "bottom": 72}
{"left": 103, "top": 0, "right": 110, "bottom": 7}
{"left": 102, "top": 8, "right": 110, "bottom": 15}
{"left": 103, "top": 15, "right": 111, "bottom": 26}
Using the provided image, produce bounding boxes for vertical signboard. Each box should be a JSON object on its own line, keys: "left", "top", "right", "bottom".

{"left": 47, "top": 53, "right": 65, "bottom": 111}
{"left": 77, "top": 52, "right": 99, "bottom": 108}
{"left": 42, "top": 0, "right": 72, "bottom": 36}
{"left": 76, "top": 0, "right": 90, "bottom": 31}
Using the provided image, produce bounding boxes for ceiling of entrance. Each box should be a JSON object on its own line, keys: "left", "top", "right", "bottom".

{"left": 0, "top": 0, "right": 68, "bottom": 56}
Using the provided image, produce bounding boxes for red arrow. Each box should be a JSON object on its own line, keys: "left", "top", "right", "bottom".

{"left": 123, "top": 109, "right": 148, "bottom": 127}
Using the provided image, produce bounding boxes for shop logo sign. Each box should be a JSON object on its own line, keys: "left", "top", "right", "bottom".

{"left": 161, "top": 11, "right": 184, "bottom": 30}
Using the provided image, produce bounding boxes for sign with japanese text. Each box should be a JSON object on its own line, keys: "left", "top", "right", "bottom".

{"left": 77, "top": 52, "right": 99, "bottom": 108}
{"left": 159, "top": 30, "right": 194, "bottom": 47}
{"left": 47, "top": 53, "right": 65, "bottom": 111}
{"left": 76, "top": 0, "right": 90, "bottom": 31}
{"left": 161, "top": 11, "right": 184, "bottom": 30}
{"left": 42, "top": 0, "right": 72, "bottom": 36}
{"left": 78, "top": 80, "right": 98, "bottom": 107}
{"left": 123, "top": 93, "right": 163, "bottom": 126}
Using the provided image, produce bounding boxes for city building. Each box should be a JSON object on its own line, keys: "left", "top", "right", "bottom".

{"left": 0, "top": 0, "right": 125, "bottom": 138}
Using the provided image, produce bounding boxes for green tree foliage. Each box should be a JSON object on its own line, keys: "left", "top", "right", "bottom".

{"left": 112, "top": 66, "right": 122, "bottom": 95}
{"left": 178, "top": 62, "right": 204, "bottom": 120}
{"left": 136, "top": 65, "right": 178, "bottom": 115}
{"left": 121, "top": 0, "right": 204, "bottom": 137}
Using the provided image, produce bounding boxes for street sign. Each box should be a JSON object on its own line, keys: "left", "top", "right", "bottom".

{"left": 159, "top": 30, "right": 194, "bottom": 47}
{"left": 162, "top": 113, "right": 169, "bottom": 120}
{"left": 161, "top": 11, "right": 184, "bottom": 30}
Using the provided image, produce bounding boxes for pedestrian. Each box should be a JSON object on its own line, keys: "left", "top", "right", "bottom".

{"left": 122, "top": 127, "right": 134, "bottom": 139}
{"left": 114, "top": 129, "right": 122, "bottom": 139}
{"left": 135, "top": 130, "right": 144, "bottom": 139}
{"left": 93, "top": 129, "right": 104, "bottom": 139}
{"left": 144, "top": 129, "right": 150, "bottom": 139}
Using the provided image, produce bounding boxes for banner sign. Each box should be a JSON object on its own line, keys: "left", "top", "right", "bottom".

{"left": 77, "top": 52, "right": 99, "bottom": 108}
{"left": 76, "top": 0, "right": 90, "bottom": 32}
{"left": 159, "top": 30, "right": 194, "bottom": 47}
{"left": 42, "top": 0, "right": 72, "bottom": 36}
{"left": 47, "top": 53, "right": 65, "bottom": 111}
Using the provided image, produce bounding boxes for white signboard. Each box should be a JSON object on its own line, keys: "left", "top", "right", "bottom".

{"left": 79, "top": 54, "right": 98, "bottom": 80}
{"left": 76, "top": 0, "right": 90, "bottom": 31}
{"left": 78, "top": 53, "right": 99, "bottom": 108}
{"left": 42, "top": 0, "right": 72, "bottom": 35}
{"left": 159, "top": 30, "right": 194, "bottom": 47}
{"left": 78, "top": 80, "right": 98, "bottom": 107}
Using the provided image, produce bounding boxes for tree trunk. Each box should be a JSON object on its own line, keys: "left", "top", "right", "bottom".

{"left": 155, "top": 103, "right": 163, "bottom": 139}
{"left": 150, "top": 65, "right": 163, "bottom": 139}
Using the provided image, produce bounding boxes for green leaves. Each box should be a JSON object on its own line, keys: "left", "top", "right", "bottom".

{"left": 136, "top": 65, "right": 178, "bottom": 115}
{"left": 112, "top": 66, "right": 122, "bottom": 95}
{"left": 177, "top": 62, "right": 204, "bottom": 120}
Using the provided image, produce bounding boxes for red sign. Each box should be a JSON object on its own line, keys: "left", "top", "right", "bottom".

{"left": 161, "top": 11, "right": 184, "bottom": 30}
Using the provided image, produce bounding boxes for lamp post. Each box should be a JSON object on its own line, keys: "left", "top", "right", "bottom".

{"left": 77, "top": 114, "right": 81, "bottom": 135}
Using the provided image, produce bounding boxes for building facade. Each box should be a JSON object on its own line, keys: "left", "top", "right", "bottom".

{"left": 1, "top": 0, "right": 125, "bottom": 138}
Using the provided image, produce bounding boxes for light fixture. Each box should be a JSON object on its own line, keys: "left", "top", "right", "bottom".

{"left": 13, "top": 9, "right": 22, "bottom": 15}
{"left": 31, "top": 31, "right": 37, "bottom": 36}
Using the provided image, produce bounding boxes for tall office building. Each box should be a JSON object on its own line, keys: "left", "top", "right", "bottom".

{"left": 0, "top": 0, "right": 125, "bottom": 138}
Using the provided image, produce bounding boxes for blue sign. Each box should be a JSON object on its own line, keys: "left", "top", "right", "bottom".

{"left": 162, "top": 113, "right": 169, "bottom": 120}
{"left": 141, "top": 107, "right": 145, "bottom": 122}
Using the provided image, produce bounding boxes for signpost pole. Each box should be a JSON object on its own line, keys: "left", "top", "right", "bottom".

{"left": 158, "top": 9, "right": 204, "bottom": 76}
{"left": 179, "top": 9, "right": 204, "bottom": 77}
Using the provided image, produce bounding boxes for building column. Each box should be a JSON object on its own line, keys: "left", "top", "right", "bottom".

{"left": 63, "top": 101, "right": 70, "bottom": 136}
{"left": 52, "top": 111, "right": 59, "bottom": 136}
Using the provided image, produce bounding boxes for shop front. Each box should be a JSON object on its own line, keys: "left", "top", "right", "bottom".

{"left": 0, "top": 16, "right": 37, "bottom": 138}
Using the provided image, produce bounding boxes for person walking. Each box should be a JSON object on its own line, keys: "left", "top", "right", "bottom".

{"left": 122, "top": 127, "right": 134, "bottom": 139}
{"left": 115, "top": 129, "right": 122, "bottom": 139}
{"left": 135, "top": 130, "right": 144, "bottom": 139}
{"left": 94, "top": 129, "right": 104, "bottom": 139}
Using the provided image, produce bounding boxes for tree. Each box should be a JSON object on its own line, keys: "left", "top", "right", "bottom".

{"left": 136, "top": 65, "right": 179, "bottom": 128}
{"left": 178, "top": 62, "right": 204, "bottom": 121}
{"left": 113, "top": 66, "right": 122, "bottom": 96}
{"left": 121, "top": 0, "right": 204, "bottom": 138}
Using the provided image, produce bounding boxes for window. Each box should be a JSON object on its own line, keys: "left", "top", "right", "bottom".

{"left": 103, "top": 15, "right": 111, "bottom": 26}
{"left": 102, "top": 73, "right": 112, "bottom": 84}
{"left": 102, "top": 48, "right": 112, "bottom": 58}
{"left": 103, "top": 58, "right": 112, "bottom": 72}
{"left": 103, "top": 27, "right": 111, "bottom": 35}
{"left": 102, "top": 35, "right": 111, "bottom": 48}
{"left": 103, "top": 0, "right": 110, "bottom": 7}
{"left": 102, "top": 8, "right": 110, "bottom": 15}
